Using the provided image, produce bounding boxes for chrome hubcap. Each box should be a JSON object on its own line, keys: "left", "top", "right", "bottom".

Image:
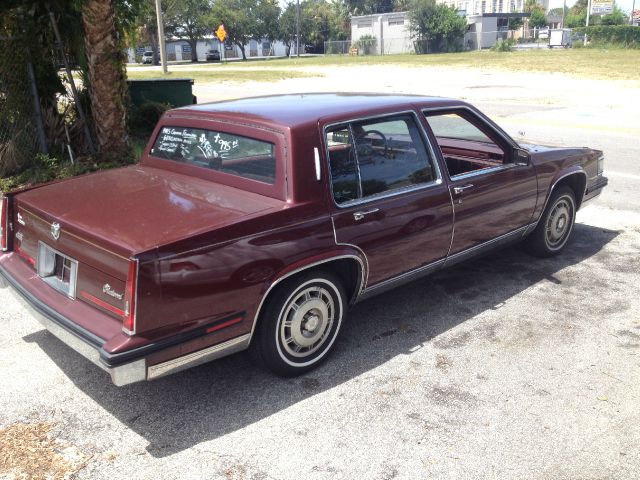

{"left": 280, "top": 286, "right": 335, "bottom": 358}
{"left": 546, "top": 198, "right": 573, "bottom": 247}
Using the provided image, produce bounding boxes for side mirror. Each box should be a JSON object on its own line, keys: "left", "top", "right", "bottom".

{"left": 513, "top": 148, "right": 530, "bottom": 166}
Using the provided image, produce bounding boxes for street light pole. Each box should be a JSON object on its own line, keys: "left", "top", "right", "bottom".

{"left": 584, "top": 0, "right": 591, "bottom": 46}
{"left": 296, "top": 0, "right": 300, "bottom": 58}
{"left": 155, "top": 0, "right": 168, "bottom": 73}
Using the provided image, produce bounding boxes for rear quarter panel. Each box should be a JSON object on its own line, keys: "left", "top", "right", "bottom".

{"left": 128, "top": 204, "right": 346, "bottom": 357}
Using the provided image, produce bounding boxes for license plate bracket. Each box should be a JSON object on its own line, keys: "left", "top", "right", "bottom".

{"left": 37, "top": 241, "right": 78, "bottom": 299}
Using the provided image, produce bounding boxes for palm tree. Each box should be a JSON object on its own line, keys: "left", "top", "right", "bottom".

{"left": 81, "top": 0, "right": 129, "bottom": 161}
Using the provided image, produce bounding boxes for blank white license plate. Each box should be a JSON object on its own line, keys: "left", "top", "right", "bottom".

{"left": 37, "top": 242, "right": 78, "bottom": 299}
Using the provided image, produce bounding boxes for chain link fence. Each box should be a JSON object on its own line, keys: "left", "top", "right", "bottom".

{"left": 325, "top": 37, "right": 414, "bottom": 55}
{"left": 0, "top": 36, "right": 46, "bottom": 177}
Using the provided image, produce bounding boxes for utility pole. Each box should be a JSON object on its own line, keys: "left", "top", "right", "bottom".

{"left": 584, "top": 0, "right": 591, "bottom": 46}
{"left": 155, "top": 0, "right": 168, "bottom": 73}
{"left": 296, "top": 0, "right": 300, "bottom": 58}
{"left": 631, "top": 0, "right": 636, "bottom": 25}
{"left": 561, "top": 0, "right": 567, "bottom": 28}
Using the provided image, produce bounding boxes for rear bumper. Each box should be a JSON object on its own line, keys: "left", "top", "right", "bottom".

{"left": 0, "top": 259, "right": 250, "bottom": 386}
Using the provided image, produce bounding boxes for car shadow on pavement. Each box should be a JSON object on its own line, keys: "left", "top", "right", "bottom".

{"left": 23, "top": 222, "right": 619, "bottom": 457}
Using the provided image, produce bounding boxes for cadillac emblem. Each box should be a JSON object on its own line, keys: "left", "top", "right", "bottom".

{"left": 51, "top": 222, "right": 61, "bottom": 240}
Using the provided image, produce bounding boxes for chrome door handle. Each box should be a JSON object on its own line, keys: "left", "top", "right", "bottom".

{"left": 353, "top": 208, "right": 379, "bottom": 221}
{"left": 452, "top": 184, "right": 474, "bottom": 195}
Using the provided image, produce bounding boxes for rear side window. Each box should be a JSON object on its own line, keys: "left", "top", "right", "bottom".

{"left": 151, "top": 126, "right": 276, "bottom": 184}
{"left": 326, "top": 114, "right": 436, "bottom": 205}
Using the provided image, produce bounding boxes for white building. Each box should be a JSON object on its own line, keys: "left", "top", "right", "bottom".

{"left": 437, "top": 0, "right": 548, "bottom": 15}
{"left": 350, "top": 11, "right": 414, "bottom": 54}
{"left": 128, "top": 37, "right": 290, "bottom": 63}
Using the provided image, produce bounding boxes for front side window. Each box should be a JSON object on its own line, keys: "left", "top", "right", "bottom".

{"left": 424, "top": 110, "right": 507, "bottom": 178}
{"left": 326, "top": 114, "right": 436, "bottom": 205}
{"left": 151, "top": 126, "right": 276, "bottom": 184}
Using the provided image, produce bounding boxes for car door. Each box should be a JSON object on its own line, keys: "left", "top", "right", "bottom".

{"left": 422, "top": 108, "right": 538, "bottom": 256}
{"left": 326, "top": 112, "right": 454, "bottom": 287}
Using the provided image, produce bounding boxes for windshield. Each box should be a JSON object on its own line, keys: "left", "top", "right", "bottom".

{"left": 150, "top": 126, "right": 276, "bottom": 184}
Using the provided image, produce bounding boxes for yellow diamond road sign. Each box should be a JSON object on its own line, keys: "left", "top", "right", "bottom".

{"left": 216, "top": 24, "right": 227, "bottom": 42}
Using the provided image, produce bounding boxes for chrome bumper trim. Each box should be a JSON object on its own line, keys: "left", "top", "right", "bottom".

{"left": 1, "top": 277, "right": 146, "bottom": 386}
{"left": 2, "top": 265, "right": 250, "bottom": 386}
{"left": 147, "top": 333, "right": 251, "bottom": 380}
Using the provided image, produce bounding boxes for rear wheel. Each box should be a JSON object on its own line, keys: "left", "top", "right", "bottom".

{"left": 251, "top": 271, "right": 346, "bottom": 376}
{"left": 525, "top": 186, "right": 576, "bottom": 257}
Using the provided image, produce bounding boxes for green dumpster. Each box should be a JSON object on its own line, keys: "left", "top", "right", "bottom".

{"left": 127, "top": 78, "right": 196, "bottom": 108}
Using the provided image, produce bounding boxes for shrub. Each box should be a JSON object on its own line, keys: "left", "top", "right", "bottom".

{"left": 573, "top": 25, "right": 640, "bottom": 48}
{"left": 127, "top": 101, "right": 171, "bottom": 140}
{"left": 354, "top": 35, "right": 377, "bottom": 55}
{"left": 491, "top": 38, "right": 516, "bottom": 52}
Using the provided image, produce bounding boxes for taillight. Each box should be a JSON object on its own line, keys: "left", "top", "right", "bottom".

{"left": 123, "top": 258, "right": 139, "bottom": 335}
{"left": 0, "top": 196, "right": 8, "bottom": 252}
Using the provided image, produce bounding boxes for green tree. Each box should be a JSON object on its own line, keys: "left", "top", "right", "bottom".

{"left": 529, "top": 8, "right": 547, "bottom": 28}
{"left": 278, "top": 2, "right": 296, "bottom": 56}
{"left": 601, "top": 4, "right": 627, "bottom": 25}
{"left": 165, "top": 0, "right": 211, "bottom": 62}
{"left": 303, "top": 0, "right": 333, "bottom": 52}
{"left": 408, "top": 0, "right": 467, "bottom": 53}
{"left": 255, "top": 0, "right": 281, "bottom": 45}
{"left": 210, "top": 0, "right": 255, "bottom": 60}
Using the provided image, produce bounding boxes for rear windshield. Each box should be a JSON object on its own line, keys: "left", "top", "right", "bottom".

{"left": 150, "top": 126, "right": 276, "bottom": 184}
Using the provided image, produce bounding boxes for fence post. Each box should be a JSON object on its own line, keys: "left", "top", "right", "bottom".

{"left": 24, "top": 47, "right": 48, "bottom": 155}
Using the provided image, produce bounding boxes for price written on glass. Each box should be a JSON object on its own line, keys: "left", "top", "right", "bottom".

{"left": 216, "top": 24, "right": 227, "bottom": 42}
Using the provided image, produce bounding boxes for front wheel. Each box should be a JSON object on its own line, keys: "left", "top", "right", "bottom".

{"left": 525, "top": 186, "right": 576, "bottom": 257}
{"left": 251, "top": 271, "right": 346, "bottom": 376}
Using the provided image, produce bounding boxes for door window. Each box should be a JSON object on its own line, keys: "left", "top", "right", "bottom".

{"left": 424, "top": 110, "right": 507, "bottom": 178}
{"left": 326, "top": 114, "right": 436, "bottom": 205}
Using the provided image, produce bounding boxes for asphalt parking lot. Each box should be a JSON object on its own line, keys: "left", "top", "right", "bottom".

{"left": 1, "top": 63, "right": 639, "bottom": 479}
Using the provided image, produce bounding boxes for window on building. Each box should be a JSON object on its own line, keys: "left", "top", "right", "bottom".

{"left": 326, "top": 114, "right": 436, "bottom": 204}
{"left": 481, "top": 1, "right": 487, "bottom": 13}
{"left": 357, "top": 20, "right": 373, "bottom": 28}
{"left": 182, "top": 44, "right": 191, "bottom": 53}
{"left": 388, "top": 17, "right": 404, "bottom": 26}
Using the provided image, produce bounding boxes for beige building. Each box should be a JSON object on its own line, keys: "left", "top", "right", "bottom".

{"left": 350, "top": 11, "right": 414, "bottom": 54}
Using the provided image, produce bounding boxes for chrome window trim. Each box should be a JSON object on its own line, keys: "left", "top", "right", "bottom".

{"left": 322, "top": 109, "right": 445, "bottom": 210}
{"left": 247, "top": 254, "right": 367, "bottom": 345}
{"left": 448, "top": 163, "right": 518, "bottom": 182}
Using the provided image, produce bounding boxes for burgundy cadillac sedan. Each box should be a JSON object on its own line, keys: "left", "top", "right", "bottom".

{"left": 0, "top": 94, "right": 608, "bottom": 385}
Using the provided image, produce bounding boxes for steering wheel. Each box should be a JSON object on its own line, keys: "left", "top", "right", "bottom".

{"left": 360, "top": 129, "right": 389, "bottom": 158}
